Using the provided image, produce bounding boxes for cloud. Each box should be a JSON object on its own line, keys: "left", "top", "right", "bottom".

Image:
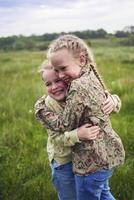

{"left": 0, "top": 0, "right": 134, "bottom": 36}
{"left": 0, "top": 0, "right": 76, "bottom": 8}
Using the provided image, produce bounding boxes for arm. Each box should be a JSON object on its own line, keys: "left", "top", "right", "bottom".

{"left": 49, "top": 129, "right": 81, "bottom": 147}
{"left": 35, "top": 95, "right": 81, "bottom": 146}
{"left": 54, "top": 124, "right": 100, "bottom": 147}
{"left": 111, "top": 94, "right": 121, "bottom": 112}
{"left": 35, "top": 84, "right": 105, "bottom": 132}
{"left": 35, "top": 88, "right": 91, "bottom": 132}
{"left": 102, "top": 91, "right": 121, "bottom": 115}
{"left": 35, "top": 96, "right": 99, "bottom": 147}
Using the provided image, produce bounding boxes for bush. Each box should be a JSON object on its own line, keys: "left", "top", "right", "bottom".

{"left": 119, "top": 34, "right": 134, "bottom": 46}
{"left": 37, "top": 42, "right": 50, "bottom": 51}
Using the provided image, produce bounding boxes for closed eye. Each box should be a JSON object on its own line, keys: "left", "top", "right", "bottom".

{"left": 54, "top": 69, "right": 59, "bottom": 73}
{"left": 60, "top": 67, "right": 66, "bottom": 71}
{"left": 45, "top": 82, "right": 51, "bottom": 87}
{"left": 55, "top": 66, "right": 66, "bottom": 72}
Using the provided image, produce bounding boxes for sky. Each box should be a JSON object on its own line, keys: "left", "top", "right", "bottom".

{"left": 0, "top": 0, "right": 134, "bottom": 37}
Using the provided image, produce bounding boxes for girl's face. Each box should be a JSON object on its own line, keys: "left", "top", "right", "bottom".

{"left": 42, "top": 69, "right": 67, "bottom": 101}
{"left": 50, "top": 48, "right": 82, "bottom": 83}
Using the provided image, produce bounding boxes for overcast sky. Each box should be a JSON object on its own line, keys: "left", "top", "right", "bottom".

{"left": 0, "top": 0, "right": 134, "bottom": 37}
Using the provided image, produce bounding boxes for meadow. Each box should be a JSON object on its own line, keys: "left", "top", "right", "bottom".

{"left": 0, "top": 43, "right": 134, "bottom": 200}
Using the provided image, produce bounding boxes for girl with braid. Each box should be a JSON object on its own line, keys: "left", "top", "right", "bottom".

{"left": 35, "top": 35, "right": 125, "bottom": 200}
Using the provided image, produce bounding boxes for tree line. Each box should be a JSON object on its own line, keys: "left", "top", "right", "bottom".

{"left": 0, "top": 29, "right": 133, "bottom": 51}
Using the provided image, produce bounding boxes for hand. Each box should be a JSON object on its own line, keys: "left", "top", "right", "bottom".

{"left": 102, "top": 91, "right": 115, "bottom": 115}
{"left": 77, "top": 123, "right": 100, "bottom": 140}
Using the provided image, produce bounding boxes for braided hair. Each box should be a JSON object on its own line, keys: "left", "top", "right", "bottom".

{"left": 47, "top": 34, "right": 106, "bottom": 89}
{"left": 90, "top": 63, "right": 106, "bottom": 90}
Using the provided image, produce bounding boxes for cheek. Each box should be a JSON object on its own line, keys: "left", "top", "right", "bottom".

{"left": 71, "top": 67, "right": 81, "bottom": 78}
{"left": 62, "top": 69, "right": 72, "bottom": 78}
{"left": 46, "top": 86, "right": 52, "bottom": 94}
{"left": 66, "top": 66, "right": 78, "bottom": 78}
{"left": 66, "top": 70, "right": 76, "bottom": 79}
{"left": 58, "top": 82, "right": 67, "bottom": 89}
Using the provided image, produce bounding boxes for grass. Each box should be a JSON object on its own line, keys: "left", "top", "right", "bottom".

{"left": 0, "top": 45, "right": 134, "bottom": 200}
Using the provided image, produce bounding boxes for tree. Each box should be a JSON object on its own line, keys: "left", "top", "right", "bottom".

{"left": 115, "top": 31, "right": 129, "bottom": 38}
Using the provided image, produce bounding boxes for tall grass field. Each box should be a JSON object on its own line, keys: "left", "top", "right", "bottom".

{"left": 0, "top": 44, "right": 134, "bottom": 200}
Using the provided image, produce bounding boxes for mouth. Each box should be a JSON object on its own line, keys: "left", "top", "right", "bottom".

{"left": 53, "top": 90, "right": 65, "bottom": 96}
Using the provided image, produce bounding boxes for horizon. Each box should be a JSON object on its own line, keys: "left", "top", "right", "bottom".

{"left": 0, "top": 27, "right": 130, "bottom": 38}
{"left": 0, "top": 0, "right": 134, "bottom": 37}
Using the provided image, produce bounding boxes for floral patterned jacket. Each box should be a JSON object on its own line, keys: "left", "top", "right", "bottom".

{"left": 35, "top": 65, "right": 125, "bottom": 175}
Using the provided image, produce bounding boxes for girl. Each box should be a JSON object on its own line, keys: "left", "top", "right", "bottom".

{"left": 35, "top": 35, "right": 125, "bottom": 200}
{"left": 35, "top": 60, "right": 100, "bottom": 200}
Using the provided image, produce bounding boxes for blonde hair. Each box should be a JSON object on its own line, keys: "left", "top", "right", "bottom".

{"left": 47, "top": 34, "right": 106, "bottom": 89}
{"left": 48, "top": 34, "right": 94, "bottom": 64}
{"left": 38, "top": 60, "right": 55, "bottom": 84}
{"left": 38, "top": 60, "right": 53, "bottom": 74}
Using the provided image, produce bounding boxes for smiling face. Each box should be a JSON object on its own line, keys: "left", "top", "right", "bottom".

{"left": 50, "top": 48, "right": 84, "bottom": 83}
{"left": 42, "top": 69, "right": 67, "bottom": 102}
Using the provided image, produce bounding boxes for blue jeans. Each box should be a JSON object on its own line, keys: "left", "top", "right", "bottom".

{"left": 75, "top": 169, "right": 115, "bottom": 200}
{"left": 50, "top": 160, "right": 76, "bottom": 200}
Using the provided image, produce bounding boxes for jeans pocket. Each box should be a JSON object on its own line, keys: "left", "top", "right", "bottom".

{"left": 93, "top": 169, "right": 113, "bottom": 182}
{"left": 55, "top": 162, "right": 72, "bottom": 172}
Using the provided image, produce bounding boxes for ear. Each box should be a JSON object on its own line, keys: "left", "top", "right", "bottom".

{"left": 79, "top": 52, "right": 86, "bottom": 67}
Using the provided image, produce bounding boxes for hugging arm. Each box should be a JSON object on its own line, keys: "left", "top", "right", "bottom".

{"left": 35, "top": 83, "right": 107, "bottom": 133}
{"left": 111, "top": 94, "right": 121, "bottom": 112}
{"left": 35, "top": 89, "right": 87, "bottom": 132}
{"left": 102, "top": 91, "right": 121, "bottom": 115}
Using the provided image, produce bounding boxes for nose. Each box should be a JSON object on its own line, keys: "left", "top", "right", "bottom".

{"left": 52, "top": 83, "right": 58, "bottom": 91}
{"left": 59, "top": 72, "right": 65, "bottom": 79}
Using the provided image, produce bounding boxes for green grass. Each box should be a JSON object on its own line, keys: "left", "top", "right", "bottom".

{"left": 0, "top": 46, "right": 134, "bottom": 200}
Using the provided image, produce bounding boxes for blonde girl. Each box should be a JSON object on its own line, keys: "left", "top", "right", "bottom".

{"left": 35, "top": 60, "right": 100, "bottom": 200}
{"left": 35, "top": 35, "right": 125, "bottom": 200}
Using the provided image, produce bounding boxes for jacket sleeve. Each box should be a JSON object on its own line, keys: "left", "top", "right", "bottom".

{"left": 35, "top": 88, "right": 90, "bottom": 132}
{"left": 49, "top": 129, "right": 81, "bottom": 147}
{"left": 34, "top": 95, "right": 81, "bottom": 146}
{"left": 111, "top": 94, "right": 122, "bottom": 113}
